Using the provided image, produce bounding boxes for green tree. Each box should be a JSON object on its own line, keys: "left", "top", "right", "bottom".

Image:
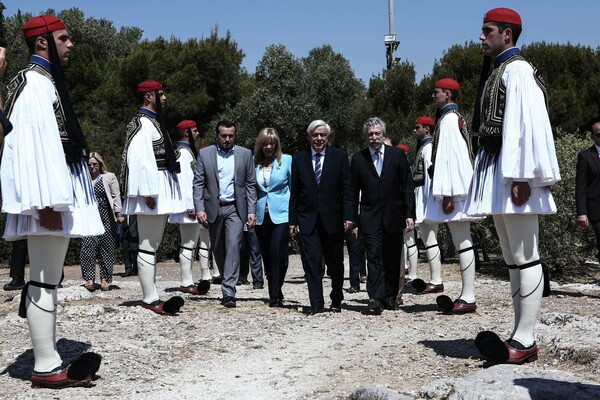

{"left": 539, "top": 131, "right": 594, "bottom": 272}
{"left": 225, "top": 44, "right": 366, "bottom": 155}
{"left": 522, "top": 43, "right": 600, "bottom": 134}
{"left": 367, "top": 61, "right": 418, "bottom": 149}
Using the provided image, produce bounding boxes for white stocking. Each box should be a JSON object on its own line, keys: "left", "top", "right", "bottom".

{"left": 137, "top": 215, "right": 167, "bottom": 304}
{"left": 420, "top": 223, "right": 442, "bottom": 285}
{"left": 27, "top": 236, "right": 69, "bottom": 373}
{"left": 198, "top": 228, "right": 212, "bottom": 280}
{"left": 179, "top": 224, "right": 201, "bottom": 287}
{"left": 447, "top": 221, "right": 475, "bottom": 303}
{"left": 404, "top": 229, "right": 418, "bottom": 280}
{"left": 494, "top": 214, "right": 542, "bottom": 347}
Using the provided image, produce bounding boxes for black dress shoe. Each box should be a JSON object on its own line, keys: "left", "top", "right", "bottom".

{"left": 330, "top": 303, "right": 342, "bottom": 313}
{"left": 253, "top": 282, "right": 264, "bottom": 290}
{"left": 211, "top": 277, "right": 222, "bottom": 285}
{"left": 269, "top": 298, "right": 283, "bottom": 308}
{"left": 347, "top": 286, "right": 359, "bottom": 294}
{"left": 307, "top": 307, "right": 324, "bottom": 316}
{"left": 236, "top": 278, "right": 250, "bottom": 286}
{"left": 383, "top": 300, "right": 400, "bottom": 311}
{"left": 368, "top": 298, "right": 383, "bottom": 315}
{"left": 222, "top": 296, "right": 236, "bottom": 308}
{"left": 3, "top": 279, "right": 25, "bottom": 291}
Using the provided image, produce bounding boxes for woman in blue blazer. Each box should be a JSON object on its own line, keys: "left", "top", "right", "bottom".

{"left": 254, "top": 128, "right": 292, "bottom": 307}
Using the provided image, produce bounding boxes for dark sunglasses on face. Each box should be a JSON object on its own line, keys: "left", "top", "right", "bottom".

{"left": 88, "top": 162, "right": 99, "bottom": 167}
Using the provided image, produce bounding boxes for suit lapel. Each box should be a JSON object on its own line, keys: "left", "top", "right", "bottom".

{"left": 303, "top": 149, "right": 318, "bottom": 188}
{"left": 590, "top": 145, "right": 600, "bottom": 176}
{"left": 362, "top": 148, "right": 378, "bottom": 178}
{"left": 268, "top": 158, "right": 282, "bottom": 189}
{"left": 209, "top": 145, "right": 219, "bottom": 185}
{"left": 380, "top": 145, "right": 391, "bottom": 177}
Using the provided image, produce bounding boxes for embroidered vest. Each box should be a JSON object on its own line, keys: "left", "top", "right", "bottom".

{"left": 412, "top": 139, "right": 432, "bottom": 187}
{"left": 477, "top": 53, "right": 548, "bottom": 154}
{"left": 119, "top": 112, "right": 170, "bottom": 191}
{"left": 4, "top": 64, "right": 77, "bottom": 162}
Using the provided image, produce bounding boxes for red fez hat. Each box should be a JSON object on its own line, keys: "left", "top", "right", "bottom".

{"left": 23, "top": 15, "right": 66, "bottom": 39}
{"left": 177, "top": 120, "right": 197, "bottom": 131}
{"left": 397, "top": 144, "right": 410, "bottom": 153}
{"left": 137, "top": 80, "right": 163, "bottom": 93}
{"left": 435, "top": 78, "right": 460, "bottom": 91}
{"left": 415, "top": 116, "right": 435, "bottom": 126}
{"left": 484, "top": 8, "right": 522, "bottom": 27}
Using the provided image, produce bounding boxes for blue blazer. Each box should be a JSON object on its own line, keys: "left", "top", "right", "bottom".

{"left": 255, "top": 154, "right": 292, "bottom": 225}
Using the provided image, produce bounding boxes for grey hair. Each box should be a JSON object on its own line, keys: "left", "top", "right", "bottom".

{"left": 362, "top": 117, "right": 387, "bottom": 136}
{"left": 307, "top": 119, "right": 331, "bottom": 136}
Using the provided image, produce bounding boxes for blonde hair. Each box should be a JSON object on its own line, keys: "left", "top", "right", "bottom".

{"left": 254, "top": 127, "right": 283, "bottom": 165}
{"left": 88, "top": 151, "right": 108, "bottom": 173}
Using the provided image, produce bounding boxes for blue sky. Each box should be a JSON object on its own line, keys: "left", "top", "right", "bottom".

{"left": 3, "top": 1, "right": 599, "bottom": 84}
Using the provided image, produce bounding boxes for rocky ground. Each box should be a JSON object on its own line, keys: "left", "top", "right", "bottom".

{"left": 0, "top": 255, "right": 599, "bottom": 399}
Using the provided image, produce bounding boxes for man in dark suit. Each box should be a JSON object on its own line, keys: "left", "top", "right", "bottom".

{"left": 576, "top": 120, "right": 600, "bottom": 263}
{"left": 351, "top": 117, "right": 415, "bottom": 314}
{"left": 289, "top": 119, "right": 354, "bottom": 315}
{"left": 193, "top": 120, "right": 257, "bottom": 308}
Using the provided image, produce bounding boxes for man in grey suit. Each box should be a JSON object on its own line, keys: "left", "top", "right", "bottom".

{"left": 193, "top": 120, "right": 257, "bottom": 307}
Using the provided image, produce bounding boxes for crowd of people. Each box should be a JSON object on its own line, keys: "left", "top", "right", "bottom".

{"left": 0, "top": 6, "right": 597, "bottom": 390}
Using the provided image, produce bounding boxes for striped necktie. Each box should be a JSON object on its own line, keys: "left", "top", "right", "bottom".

{"left": 314, "top": 153, "right": 322, "bottom": 185}
{"left": 373, "top": 150, "right": 382, "bottom": 176}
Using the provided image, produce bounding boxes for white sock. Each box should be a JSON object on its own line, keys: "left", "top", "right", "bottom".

{"left": 512, "top": 263, "right": 544, "bottom": 347}
{"left": 27, "top": 236, "right": 69, "bottom": 373}
{"left": 198, "top": 229, "right": 212, "bottom": 280}
{"left": 448, "top": 222, "right": 475, "bottom": 303}
{"left": 179, "top": 246, "right": 195, "bottom": 287}
{"left": 179, "top": 224, "right": 200, "bottom": 287}
{"left": 421, "top": 223, "right": 442, "bottom": 285}
{"left": 138, "top": 251, "right": 159, "bottom": 304}
{"left": 405, "top": 230, "right": 418, "bottom": 280}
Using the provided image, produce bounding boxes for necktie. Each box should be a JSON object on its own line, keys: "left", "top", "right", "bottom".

{"left": 314, "top": 153, "right": 322, "bottom": 185}
{"left": 374, "top": 150, "right": 382, "bottom": 176}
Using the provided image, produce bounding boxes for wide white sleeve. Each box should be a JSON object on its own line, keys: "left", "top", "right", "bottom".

{"left": 125, "top": 118, "right": 160, "bottom": 197}
{"left": 431, "top": 113, "right": 473, "bottom": 198}
{"left": 177, "top": 150, "right": 195, "bottom": 210}
{"left": 500, "top": 61, "right": 561, "bottom": 187}
{"left": 0, "top": 71, "right": 73, "bottom": 215}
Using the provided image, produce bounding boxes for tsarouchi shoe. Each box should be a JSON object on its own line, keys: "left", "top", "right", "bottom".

{"left": 31, "top": 352, "right": 101, "bottom": 389}
{"left": 422, "top": 282, "right": 444, "bottom": 294}
{"left": 437, "top": 296, "right": 476, "bottom": 314}
{"left": 504, "top": 340, "right": 539, "bottom": 364}
{"left": 141, "top": 296, "right": 184, "bottom": 315}
{"left": 179, "top": 285, "right": 200, "bottom": 295}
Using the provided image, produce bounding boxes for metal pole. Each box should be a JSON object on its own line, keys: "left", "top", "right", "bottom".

{"left": 385, "top": 0, "right": 399, "bottom": 69}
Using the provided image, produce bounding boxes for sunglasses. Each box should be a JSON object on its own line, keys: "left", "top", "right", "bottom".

{"left": 88, "top": 162, "right": 99, "bottom": 167}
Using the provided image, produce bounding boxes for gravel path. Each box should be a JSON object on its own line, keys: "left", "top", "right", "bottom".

{"left": 0, "top": 255, "right": 599, "bottom": 399}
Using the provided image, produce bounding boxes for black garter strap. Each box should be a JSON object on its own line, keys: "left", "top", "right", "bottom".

{"left": 406, "top": 244, "right": 417, "bottom": 249}
{"left": 19, "top": 281, "right": 58, "bottom": 319}
{"left": 507, "top": 264, "right": 518, "bottom": 269}
{"left": 425, "top": 244, "right": 439, "bottom": 250}
{"left": 138, "top": 249, "right": 156, "bottom": 256}
{"left": 458, "top": 246, "right": 474, "bottom": 254}
{"left": 179, "top": 245, "right": 194, "bottom": 251}
{"left": 518, "top": 260, "right": 541, "bottom": 270}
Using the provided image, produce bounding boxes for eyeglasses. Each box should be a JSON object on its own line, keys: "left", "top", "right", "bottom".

{"left": 88, "top": 163, "right": 99, "bottom": 167}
